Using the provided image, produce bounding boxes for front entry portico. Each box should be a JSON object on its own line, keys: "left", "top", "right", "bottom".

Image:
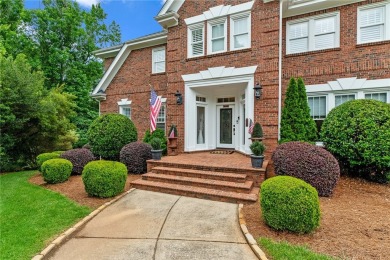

{"left": 182, "top": 66, "right": 257, "bottom": 154}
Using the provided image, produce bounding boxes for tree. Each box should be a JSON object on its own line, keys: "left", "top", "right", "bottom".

{"left": 0, "top": 54, "right": 76, "bottom": 171}
{"left": 280, "top": 77, "right": 317, "bottom": 143}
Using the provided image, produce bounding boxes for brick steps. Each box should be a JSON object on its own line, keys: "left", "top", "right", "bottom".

{"left": 143, "top": 172, "right": 253, "bottom": 193}
{"left": 151, "top": 166, "right": 247, "bottom": 183}
{"left": 131, "top": 179, "right": 259, "bottom": 204}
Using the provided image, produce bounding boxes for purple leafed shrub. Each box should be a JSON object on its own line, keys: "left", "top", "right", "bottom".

{"left": 60, "top": 148, "right": 96, "bottom": 175}
{"left": 120, "top": 142, "right": 152, "bottom": 174}
{"left": 272, "top": 141, "right": 340, "bottom": 197}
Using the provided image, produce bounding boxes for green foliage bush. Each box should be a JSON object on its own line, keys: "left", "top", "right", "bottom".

{"left": 82, "top": 160, "right": 127, "bottom": 198}
{"left": 87, "top": 114, "right": 137, "bottom": 160}
{"left": 272, "top": 142, "right": 340, "bottom": 196}
{"left": 41, "top": 159, "right": 72, "bottom": 184}
{"left": 36, "top": 153, "right": 60, "bottom": 170}
{"left": 250, "top": 141, "right": 266, "bottom": 156}
{"left": 280, "top": 77, "right": 317, "bottom": 143}
{"left": 261, "top": 176, "right": 320, "bottom": 233}
{"left": 120, "top": 142, "right": 152, "bottom": 174}
{"left": 143, "top": 129, "right": 167, "bottom": 155}
{"left": 321, "top": 99, "right": 390, "bottom": 183}
{"left": 150, "top": 138, "right": 162, "bottom": 150}
{"left": 252, "top": 123, "right": 263, "bottom": 138}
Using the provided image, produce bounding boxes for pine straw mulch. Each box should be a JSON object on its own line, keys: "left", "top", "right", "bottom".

{"left": 243, "top": 176, "right": 390, "bottom": 260}
{"left": 29, "top": 172, "right": 390, "bottom": 259}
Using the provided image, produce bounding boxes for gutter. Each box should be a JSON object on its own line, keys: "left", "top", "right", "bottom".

{"left": 278, "top": 0, "right": 284, "bottom": 141}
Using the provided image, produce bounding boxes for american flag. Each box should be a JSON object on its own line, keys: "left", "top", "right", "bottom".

{"left": 150, "top": 89, "right": 162, "bottom": 133}
{"left": 248, "top": 119, "right": 254, "bottom": 134}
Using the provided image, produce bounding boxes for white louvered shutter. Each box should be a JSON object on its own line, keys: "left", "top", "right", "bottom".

{"left": 191, "top": 28, "right": 204, "bottom": 56}
{"left": 314, "top": 16, "right": 336, "bottom": 49}
{"left": 289, "top": 22, "right": 309, "bottom": 54}
{"left": 359, "top": 7, "right": 385, "bottom": 43}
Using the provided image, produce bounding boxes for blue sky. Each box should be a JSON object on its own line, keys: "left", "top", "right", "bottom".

{"left": 25, "top": 0, "right": 165, "bottom": 43}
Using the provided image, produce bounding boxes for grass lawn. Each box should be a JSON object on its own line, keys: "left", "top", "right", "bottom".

{"left": 258, "top": 238, "right": 336, "bottom": 260}
{"left": 0, "top": 171, "right": 91, "bottom": 259}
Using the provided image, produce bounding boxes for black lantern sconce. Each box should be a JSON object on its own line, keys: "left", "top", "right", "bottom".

{"left": 174, "top": 90, "right": 183, "bottom": 105}
{"left": 253, "top": 83, "right": 262, "bottom": 100}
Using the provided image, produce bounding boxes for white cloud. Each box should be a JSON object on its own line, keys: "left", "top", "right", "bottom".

{"left": 75, "top": 0, "right": 101, "bottom": 8}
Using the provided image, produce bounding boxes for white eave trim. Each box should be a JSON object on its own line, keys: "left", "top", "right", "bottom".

{"left": 155, "top": 12, "right": 180, "bottom": 28}
{"left": 158, "top": 0, "right": 185, "bottom": 16}
{"left": 92, "top": 32, "right": 167, "bottom": 96}
{"left": 306, "top": 77, "right": 390, "bottom": 93}
{"left": 185, "top": 1, "right": 255, "bottom": 25}
{"left": 93, "top": 45, "right": 123, "bottom": 59}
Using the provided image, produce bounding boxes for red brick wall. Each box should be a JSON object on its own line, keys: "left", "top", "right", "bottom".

{"left": 100, "top": 46, "right": 168, "bottom": 140}
{"left": 282, "top": 0, "right": 390, "bottom": 90}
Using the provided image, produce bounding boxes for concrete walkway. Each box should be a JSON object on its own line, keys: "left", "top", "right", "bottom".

{"left": 48, "top": 190, "right": 258, "bottom": 260}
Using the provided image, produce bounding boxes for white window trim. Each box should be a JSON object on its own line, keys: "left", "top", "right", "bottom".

{"left": 307, "top": 95, "right": 328, "bottom": 119}
{"left": 230, "top": 12, "right": 251, "bottom": 51}
{"left": 286, "top": 11, "right": 340, "bottom": 54}
{"left": 187, "top": 23, "right": 205, "bottom": 58}
{"left": 152, "top": 46, "right": 165, "bottom": 74}
{"left": 207, "top": 18, "right": 227, "bottom": 54}
{"left": 357, "top": 2, "right": 390, "bottom": 44}
{"left": 117, "top": 98, "right": 132, "bottom": 119}
{"left": 364, "top": 91, "right": 390, "bottom": 103}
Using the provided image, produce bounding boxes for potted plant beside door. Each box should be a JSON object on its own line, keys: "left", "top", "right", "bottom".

{"left": 250, "top": 141, "right": 266, "bottom": 168}
{"left": 150, "top": 138, "right": 163, "bottom": 160}
{"left": 167, "top": 124, "right": 178, "bottom": 156}
{"left": 250, "top": 122, "right": 264, "bottom": 142}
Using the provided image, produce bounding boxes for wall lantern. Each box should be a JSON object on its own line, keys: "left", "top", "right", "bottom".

{"left": 175, "top": 90, "right": 183, "bottom": 105}
{"left": 253, "top": 83, "right": 262, "bottom": 100}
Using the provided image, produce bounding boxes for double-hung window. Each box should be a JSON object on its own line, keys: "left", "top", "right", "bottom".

{"left": 156, "top": 104, "right": 166, "bottom": 132}
{"left": 365, "top": 92, "right": 387, "bottom": 102}
{"left": 287, "top": 12, "right": 340, "bottom": 54}
{"left": 208, "top": 18, "right": 227, "bottom": 54}
{"left": 117, "top": 99, "right": 132, "bottom": 119}
{"left": 358, "top": 3, "right": 390, "bottom": 44}
{"left": 188, "top": 24, "right": 204, "bottom": 57}
{"left": 308, "top": 96, "right": 327, "bottom": 132}
{"left": 230, "top": 13, "right": 251, "bottom": 50}
{"left": 335, "top": 94, "right": 355, "bottom": 107}
{"left": 152, "top": 47, "right": 165, "bottom": 74}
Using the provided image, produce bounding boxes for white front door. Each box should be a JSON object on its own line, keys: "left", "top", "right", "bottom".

{"left": 217, "top": 105, "right": 235, "bottom": 148}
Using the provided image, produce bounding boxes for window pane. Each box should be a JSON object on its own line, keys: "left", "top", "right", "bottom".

{"left": 289, "top": 37, "right": 308, "bottom": 53}
{"left": 157, "top": 105, "right": 165, "bottom": 123}
{"left": 153, "top": 49, "right": 165, "bottom": 62}
{"left": 192, "top": 28, "right": 203, "bottom": 43}
{"left": 360, "top": 25, "right": 384, "bottom": 42}
{"left": 197, "top": 106, "right": 205, "bottom": 144}
{"left": 360, "top": 7, "right": 384, "bottom": 27}
{"left": 308, "top": 96, "right": 326, "bottom": 119}
{"left": 289, "top": 22, "right": 308, "bottom": 39}
{"left": 154, "top": 61, "right": 165, "bottom": 73}
{"left": 234, "top": 34, "right": 249, "bottom": 49}
{"left": 335, "top": 95, "right": 355, "bottom": 107}
{"left": 315, "top": 33, "right": 335, "bottom": 49}
{"left": 212, "top": 38, "right": 224, "bottom": 52}
{"left": 315, "top": 16, "right": 335, "bottom": 35}
{"left": 212, "top": 24, "right": 224, "bottom": 38}
{"left": 234, "top": 18, "right": 248, "bottom": 34}
{"left": 365, "top": 93, "right": 387, "bottom": 102}
{"left": 120, "top": 106, "right": 131, "bottom": 119}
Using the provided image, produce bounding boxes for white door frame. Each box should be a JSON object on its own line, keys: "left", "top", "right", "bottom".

{"left": 216, "top": 105, "right": 235, "bottom": 148}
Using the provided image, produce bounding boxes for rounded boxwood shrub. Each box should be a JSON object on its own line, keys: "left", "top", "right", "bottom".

{"left": 272, "top": 141, "right": 340, "bottom": 197}
{"left": 60, "top": 148, "right": 96, "bottom": 175}
{"left": 36, "top": 152, "right": 60, "bottom": 170}
{"left": 120, "top": 142, "right": 152, "bottom": 174}
{"left": 87, "top": 114, "right": 138, "bottom": 160}
{"left": 260, "top": 176, "right": 320, "bottom": 233}
{"left": 321, "top": 99, "right": 390, "bottom": 183}
{"left": 41, "top": 158, "right": 72, "bottom": 184}
{"left": 82, "top": 160, "right": 127, "bottom": 198}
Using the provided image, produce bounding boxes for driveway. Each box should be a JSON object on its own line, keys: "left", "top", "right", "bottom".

{"left": 48, "top": 189, "right": 258, "bottom": 260}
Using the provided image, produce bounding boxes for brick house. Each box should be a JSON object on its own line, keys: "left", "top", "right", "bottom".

{"left": 92, "top": 0, "right": 390, "bottom": 157}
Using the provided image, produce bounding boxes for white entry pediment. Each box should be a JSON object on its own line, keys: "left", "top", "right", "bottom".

{"left": 182, "top": 66, "right": 257, "bottom": 82}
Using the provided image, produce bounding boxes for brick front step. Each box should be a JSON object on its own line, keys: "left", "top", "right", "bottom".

{"left": 143, "top": 172, "right": 253, "bottom": 193}
{"left": 131, "top": 179, "right": 259, "bottom": 204}
{"left": 151, "top": 166, "right": 247, "bottom": 183}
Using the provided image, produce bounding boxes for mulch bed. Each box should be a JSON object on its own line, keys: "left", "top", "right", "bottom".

{"left": 243, "top": 176, "right": 390, "bottom": 260}
{"left": 29, "top": 172, "right": 390, "bottom": 259}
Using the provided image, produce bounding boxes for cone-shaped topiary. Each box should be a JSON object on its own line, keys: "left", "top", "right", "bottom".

{"left": 252, "top": 123, "right": 263, "bottom": 138}
{"left": 280, "top": 77, "right": 317, "bottom": 143}
{"left": 87, "top": 114, "right": 137, "bottom": 160}
{"left": 321, "top": 99, "right": 390, "bottom": 183}
{"left": 261, "top": 176, "right": 320, "bottom": 233}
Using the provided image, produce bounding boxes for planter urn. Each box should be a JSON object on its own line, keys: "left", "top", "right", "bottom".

{"left": 151, "top": 149, "right": 163, "bottom": 160}
{"left": 250, "top": 155, "right": 264, "bottom": 168}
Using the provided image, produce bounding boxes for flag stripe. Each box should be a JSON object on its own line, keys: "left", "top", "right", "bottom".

{"left": 150, "top": 89, "right": 162, "bottom": 132}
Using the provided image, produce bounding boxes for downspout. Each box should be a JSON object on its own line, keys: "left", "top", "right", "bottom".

{"left": 278, "top": 0, "right": 284, "bottom": 141}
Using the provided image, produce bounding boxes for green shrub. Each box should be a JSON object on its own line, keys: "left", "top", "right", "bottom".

{"left": 143, "top": 129, "right": 167, "bottom": 155}
{"left": 252, "top": 122, "right": 263, "bottom": 138}
{"left": 250, "top": 141, "right": 266, "bottom": 156}
{"left": 36, "top": 153, "right": 60, "bottom": 170}
{"left": 150, "top": 138, "right": 162, "bottom": 150}
{"left": 41, "top": 159, "right": 72, "bottom": 184}
{"left": 321, "top": 99, "right": 390, "bottom": 183}
{"left": 260, "top": 176, "right": 320, "bottom": 233}
{"left": 280, "top": 77, "right": 317, "bottom": 143}
{"left": 82, "top": 160, "right": 127, "bottom": 198}
{"left": 52, "top": 151, "right": 65, "bottom": 155}
{"left": 87, "top": 114, "right": 137, "bottom": 160}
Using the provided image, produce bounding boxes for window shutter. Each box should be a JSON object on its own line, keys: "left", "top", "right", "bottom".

{"left": 314, "top": 16, "right": 336, "bottom": 49}
{"left": 359, "top": 7, "right": 385, "bottom": 43}
{"left": 191, "top": 28, "right": 203, "bottom": 56}
{"left": 289, "top": 22, "right": 309, "bottom": 53}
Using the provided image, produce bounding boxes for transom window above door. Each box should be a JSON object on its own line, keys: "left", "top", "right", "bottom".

{"left": 217, "top": 97, "right": 235, "bottom": 103}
